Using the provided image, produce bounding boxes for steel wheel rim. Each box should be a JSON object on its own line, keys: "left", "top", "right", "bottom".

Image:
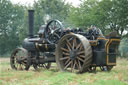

{"left": 10, "top": 48, "right": 29, "bottom": 70}
{"left": 56, "top": 33, "right": 92, "bottom": 73}
{"left": 60, "top": 37, "right": 84, "bottom": 72}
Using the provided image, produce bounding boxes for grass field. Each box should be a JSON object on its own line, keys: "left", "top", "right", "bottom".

{"left": 0, "top": 58, "right": 128, "bottom": 85}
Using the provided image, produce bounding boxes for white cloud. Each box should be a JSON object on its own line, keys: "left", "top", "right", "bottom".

{"left": 10, "top": 0, "right": 37, "bottom": 6}
{"left": 10, "top": 0, "right": 81, "bottom": 7}
{"left": 65, "top": 0, "right": 81, "bottom": 7}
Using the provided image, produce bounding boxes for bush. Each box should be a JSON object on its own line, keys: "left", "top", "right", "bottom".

{"left": 119, "top": 38, "right": 128, "bottom": 58}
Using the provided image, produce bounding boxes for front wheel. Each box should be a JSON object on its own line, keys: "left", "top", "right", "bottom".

{"left": 10, "top": 48, "right": 30, "bottom": 70}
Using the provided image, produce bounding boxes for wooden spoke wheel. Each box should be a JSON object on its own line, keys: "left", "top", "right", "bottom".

{"left": 100, "top": 66, "right": 113, "bottom": 71}
{"left": 10, "top": 48, "right": 30, "bottom": 70}
{"left": 33, "top": 63, "right": 51, "bottom": 70}
{"left": 56, "top": 33, "right": 92, "bottom": 73}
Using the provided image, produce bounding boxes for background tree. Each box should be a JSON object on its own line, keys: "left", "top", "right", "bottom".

{"left": 68, "top": 0, "right": 128, "bottom": 37}
{"left": 68, "top": 0, "right": 103, "bottom": 29}
{"left": 0, "top": 0, "right": 24, "bottom": 55}
{"left": 119, "top": 38, "right": 128, "bottom": 57}
{"left": 33, "top": 0, "right": 71, "bottom": 33}
{"left": 109, "top": 0, "right": 128, "bottom": 37}
{"left": 0, "top": 0, "right": 128, "bottom": 57}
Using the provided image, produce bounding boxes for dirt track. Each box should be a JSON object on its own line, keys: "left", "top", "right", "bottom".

{"left": 0, "top": 58, "right": 9, "bottom": 62}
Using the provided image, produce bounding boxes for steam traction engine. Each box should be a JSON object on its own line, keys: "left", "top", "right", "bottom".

{"left": 10, "top": 10, "right": 120, "bottom": 73}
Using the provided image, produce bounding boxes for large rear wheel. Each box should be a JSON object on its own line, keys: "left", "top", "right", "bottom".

{"left": 56, "top": 33, "right": 92, "bottom": 73}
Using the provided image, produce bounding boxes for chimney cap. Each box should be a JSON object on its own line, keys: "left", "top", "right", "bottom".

{"left": 28, "top": 10, "right": 35, "bottom": 12}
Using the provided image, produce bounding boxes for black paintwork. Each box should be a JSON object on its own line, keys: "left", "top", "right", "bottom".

{"left": 22, "top": 10, "right": 120, "bottom": 67}
{"left": 28, "top": 10, "right": 34, "bottom": 38}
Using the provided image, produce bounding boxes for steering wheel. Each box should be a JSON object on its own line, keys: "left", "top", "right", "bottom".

{"left": 45, "top": 20, "right": 64, "bottom": 44}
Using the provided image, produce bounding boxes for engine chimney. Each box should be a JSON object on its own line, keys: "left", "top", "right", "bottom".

{"left": 28, "top": 10, "right": 34, "bottom": 38}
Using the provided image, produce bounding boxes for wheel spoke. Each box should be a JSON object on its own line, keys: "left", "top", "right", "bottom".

{"left": 79, "top": 44, "right": 83, "bottom": 51}
{"left": 74, "top": 37, "right": 77, "bottom": 46}
{"left": 66, "top": 39, "right": 72, "bottom": 48}
{"left": 19, "top": 64, "right": 22, "bottom": 70}
{"left": 66, "top": 44, "right": 71, "bottom": 51}
{"left": 16, "top": 62, "right": 18, "bottom": 69}
{"left": 77, "top": 51, "right": 85, "bottom": 55}
{"left": 60, "top": 56, "right": 70, "bottom": 60}
{"left": 79, "top": 55, "right": 85, "bottom": 58}
{"left": 78, "top": 60, "right": 82, "bottom": 69}
{"left": 64, "top": 61, "right": 72, "bottom": 69}
{"left": 71, "top": 60, "right": 74, "bottom": 72}
{"left": 76, "top": 42, "right": 82, "bottom": 50}
{"left": 72, "top": 41, "right": 75, "bottom": 50}
{"left": 65, "top": 58, "right": 71, "bottom": 65}
{"left": 21, "top": 64, "right": 24, "bottom": 70}
{"left": 73, "top": 60, "right": 76, "bottom": 71}
{"left": 61, "top": 47, "right": 69, "bottom": 52}
{"left": 72, "top": 37, "right": 76, "bottom": 50}
{"left": 77, "top": 57, "right": 84, "bottom": 62}
{"left": 16, "top": 60, "right": 19, "bottom": 66}
{"left": 75, "top": 60, "right": 79, "bottom": 70}
{"left": 62, "top": 52, "right": 70, "bottom": 56}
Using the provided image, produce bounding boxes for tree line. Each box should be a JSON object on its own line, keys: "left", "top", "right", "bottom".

{"left": 0, "top": 0, "right": 128, "bottom": 56}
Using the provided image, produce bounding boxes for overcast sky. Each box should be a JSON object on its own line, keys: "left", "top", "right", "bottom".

{"left": 10, "top": 0, "right": 81, "bottom": 7}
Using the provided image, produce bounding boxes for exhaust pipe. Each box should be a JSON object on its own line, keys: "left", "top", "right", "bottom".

{"left": 28, "top": 10, "right": 34, "bottom": 38}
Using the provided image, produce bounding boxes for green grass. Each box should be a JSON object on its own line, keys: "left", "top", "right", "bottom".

{"left": 0, "top": 58, "right": 128, "bottom": 85}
